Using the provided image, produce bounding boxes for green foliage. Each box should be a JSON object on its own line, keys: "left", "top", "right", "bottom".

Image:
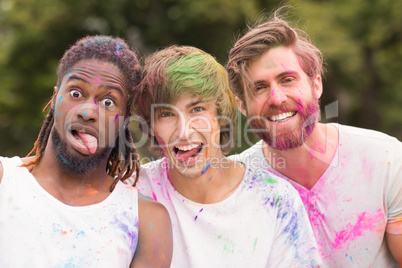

{"left": 0, "top": 0, "right": 401, "bottom": 159}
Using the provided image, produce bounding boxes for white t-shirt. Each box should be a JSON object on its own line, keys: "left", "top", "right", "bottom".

{"left": 0, "top": 156, "right": 139, "bottom": 268}
{"left": 231, "top": 124, "right": 402, "bottom": 267}
{"left": 136, "top": 157, "right": 322, "bottom": 268}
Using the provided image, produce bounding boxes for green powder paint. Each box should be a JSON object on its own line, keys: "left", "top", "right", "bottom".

{"left": 223, "top": 238, "right": 235, "bottom": 254}
{"left": 264, "top": 177, "right": 277, "bottom": 184}
{"left": 253, "top": 238, "right": 258, "bottom": 252}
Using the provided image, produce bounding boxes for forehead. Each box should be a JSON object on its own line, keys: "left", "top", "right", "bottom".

{"left": 62, "top": 59, "right": 126, "bottom": 86}
{"left": 249, "top": 46, "right": 302, "bottom": 75}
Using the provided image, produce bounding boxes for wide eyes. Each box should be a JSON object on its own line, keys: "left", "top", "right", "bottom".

{"left": 70, "top": 89, "right": 82, "bottom": 99}
{"left": 69, "top": 89, "right": 116, "bottom": 110}
{"left": 100, "top": 98, "right": 116, "bottom": 110}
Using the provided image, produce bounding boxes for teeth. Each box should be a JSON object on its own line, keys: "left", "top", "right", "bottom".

{"left": 269, "top": 112, "right": 296, "bottom": 122}
{"left": 175, "top": 144, "right": 200, "bottom": 151}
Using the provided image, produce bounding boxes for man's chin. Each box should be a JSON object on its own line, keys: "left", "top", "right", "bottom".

{"left": 51, "top": 128, "right": 109, "bottom": 175}
{"left": 259, "top": 121, "right": 316, "bottom": 151}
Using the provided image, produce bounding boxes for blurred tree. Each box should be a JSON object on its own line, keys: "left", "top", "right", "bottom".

{"left": 0, "top": 0, "right": 400, "bottom": 161}
{"left": 291, "top": 0, "right": 402, "bottom": 138}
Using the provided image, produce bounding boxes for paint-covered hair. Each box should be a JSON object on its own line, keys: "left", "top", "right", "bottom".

{"left": 226, "top": 8, "right": 324, "bottom": 104}
{"left": 134, "top": 45, "right": 237, "bottom": 155}
{"left": 23, "top": 35, "right": 142, "bottom": 190}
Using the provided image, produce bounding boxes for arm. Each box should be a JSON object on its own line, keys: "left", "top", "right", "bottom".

{"left": 386, "top": 224, "right": 402, "bottom": 267}
{"left": 0, "top": 160, "right": 3, "bottom": 183}
{"left": 131, "top": 193, "right": 173, "bottom": 268}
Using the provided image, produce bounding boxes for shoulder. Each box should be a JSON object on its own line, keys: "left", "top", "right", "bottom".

{"left": 140, "top": 158, "right": 167, "bottom": 177}
{"left": 137, "top": 193, "right": 171, "bottom": 243}
{"left": 339, "top": 124, "right": 400, "bottom": 145}
{"left": 136, "top": 158, "right": 167, "bottom": 193}
{"left": 242, "top": 167, "right": 299, "bottom": 205}
{"left": 0, "top": 158, "right": 3, "bottom": 183}
{"left": 229, "top": 140, "right": 264, "bottom": 163}
{"left": 132, "top": 193, "right": 172, "bottom": 267}
{"left": 0, "top": 156, "right": 28, "bottom": 184}
{"left": 138, "top": 192, "right": 168, "bottom": 213}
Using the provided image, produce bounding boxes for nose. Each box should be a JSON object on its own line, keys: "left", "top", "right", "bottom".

{"left": 267, "top": 85, "right": 287, "bottom": 106}
{"left": 77, "top": 102, "right": 98, "bottom": 122}
{"left": 176, "top": 115, "right": 193, "bottom": 140}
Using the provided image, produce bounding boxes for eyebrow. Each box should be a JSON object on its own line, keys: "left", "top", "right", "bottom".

{"left": 67, "top": 74, "right": 125, "bottom": 96}
{"left": 253, "top": 71, "right": 298, "bottom": 84}
{"left": 186, "top": 100, "right": 204, "bottom": 109}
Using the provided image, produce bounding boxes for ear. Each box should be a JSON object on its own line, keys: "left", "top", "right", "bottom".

{"left": 50, "top": 86, "right": 58, "bottom": 109}
{"left": 313, "top": 75, "right": 323, "bottom": 99}
{"left": 236, "top": 96, "right": 247, "bottom": 116}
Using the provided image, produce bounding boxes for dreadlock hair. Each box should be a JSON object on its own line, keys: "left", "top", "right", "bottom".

{"left": 23, "top": 35, "right": 143, "bottom": 191}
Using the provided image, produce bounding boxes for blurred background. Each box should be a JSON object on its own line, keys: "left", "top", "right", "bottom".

{"left": 0, "top": 0, "right": 401, "bottom": 161}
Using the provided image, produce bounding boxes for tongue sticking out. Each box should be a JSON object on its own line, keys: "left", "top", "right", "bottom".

{"left": 77, "top": 132, "right": 98, "bottom": 154}
{"left": 176, "top": 147, "right": 201, "bottom": 162}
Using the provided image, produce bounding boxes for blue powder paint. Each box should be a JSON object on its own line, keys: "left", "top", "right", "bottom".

{"left": 83, "top": 112, "right": 87, "bottom": 116}
{"left": 76, "top": 231, "right": 86, "bottom": 239}
{"left": 58, "top": 95, "right": 63, "bottom": 102}
{"left": 115, "top": 44, "right": 122, "bottom": 56}
{"left": 201, "top": 162, "right": 211, "bottom": 175}
{"left": 345, "top": 254, "right": 354, "bottom": 263}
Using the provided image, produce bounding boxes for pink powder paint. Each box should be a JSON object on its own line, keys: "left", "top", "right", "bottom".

{"left": 332, "top": 209, "right": 384, "bottom": 249}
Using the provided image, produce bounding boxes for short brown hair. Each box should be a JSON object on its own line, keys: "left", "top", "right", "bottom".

{"left": 226, "top": 9, "right": 324, "bottom": 103}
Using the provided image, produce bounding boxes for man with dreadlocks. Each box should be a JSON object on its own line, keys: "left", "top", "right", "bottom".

{"left": 132, "top": 45, "right": 322, "bottom": 267}
{"left": 0, "top": 36, "right": 172, "bottom": 267}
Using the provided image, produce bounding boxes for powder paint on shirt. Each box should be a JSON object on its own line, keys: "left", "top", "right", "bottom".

{"left": 194, "top": 208, "right": 204, "bottom": 221}
{"left": 332, "top": 209, "right": 384, "bottom": 249}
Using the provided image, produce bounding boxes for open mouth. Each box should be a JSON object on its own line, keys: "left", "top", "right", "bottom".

{"left": 174, "top": 143, "right": 203, "bottom": 162}
{"left": 71, "top": 129, "right": 98, "bottom": 155}
{"left": 269, "top": 111, "right": 297, "bottom": 122}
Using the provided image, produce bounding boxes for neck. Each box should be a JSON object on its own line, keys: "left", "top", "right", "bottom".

{"left": 263, "top": 123, "right": 338, "bottom": 190}
{"left": 29, "top": 142, "right": 114, "bottom": 205}
{"left": 167, "top": 155, "right": 245, "bottom": 204}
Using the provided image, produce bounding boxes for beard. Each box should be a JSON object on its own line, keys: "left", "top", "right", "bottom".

{"left": 51, "top": 128, "right": 111, "bottom": 175}
{"left": 248, "top": 97, "right": 320, "bottom": 151}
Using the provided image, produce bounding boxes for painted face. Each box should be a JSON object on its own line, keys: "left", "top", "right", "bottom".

{"left": 51, "top": 59, "right": 128, "bottom": 174}
{"left": 240, "top": 46, "right": 322, "bottom": 150}
{"left": 152, "top": 93, "right": 222, "bottom": 178}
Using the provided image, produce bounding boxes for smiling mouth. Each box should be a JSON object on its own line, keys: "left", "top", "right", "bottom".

{"left": 174, "top": 143, "right": 203, "bottom": 162}
{"left": 268, "top": 111, "right": 297, "bottom": 122}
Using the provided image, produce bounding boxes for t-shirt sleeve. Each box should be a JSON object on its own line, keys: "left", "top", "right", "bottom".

{"left": 267, "top": 185, "right": 322, "bottom": 267}
{"left": 385, "top": 139, "right": 402, "bottom": 235}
